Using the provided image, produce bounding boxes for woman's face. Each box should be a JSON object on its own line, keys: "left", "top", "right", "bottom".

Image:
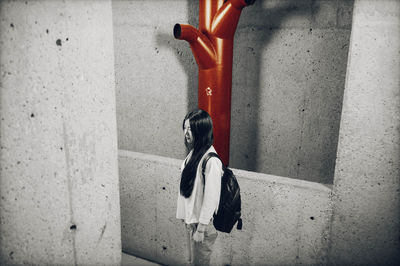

{"left": 183, "top": 119, "right": 194, "bottom": 146}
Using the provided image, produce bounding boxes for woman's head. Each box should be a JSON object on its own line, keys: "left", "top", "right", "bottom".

{"left": 182, "top": 109, "right": 213, "bottom": 151}
{"left": 180, "top": 109, "right": 214, "bottom": 198}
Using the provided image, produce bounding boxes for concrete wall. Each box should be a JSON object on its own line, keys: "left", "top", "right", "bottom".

{"left": 116, "top": 1, "right": 400, "bottom": 265}
{"left": 113, "top": 0, "right": 353, "bottom": 184}
{"left": 327, "top": 0, "right": 400, "bottom": 265}
{"left": 119, "top": 150, "right": 333, "bottom": 266}
{"left": 112, "top": 0, "right": 190, "bottom": 161}
{"left": 0, "top": 1, "right": 121, "bottom": 265}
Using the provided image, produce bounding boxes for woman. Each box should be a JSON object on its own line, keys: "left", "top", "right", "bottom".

{"left": 176, "top": 109, "right": 223, "bottom": 266}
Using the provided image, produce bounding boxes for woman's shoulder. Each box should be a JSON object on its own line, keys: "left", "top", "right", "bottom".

{"left": 201, "top": 146, "right": 217, "bottom": 159}
{"left": 205, "top": 145, "right": 218, "bottom": 155}
{"left": 204, "top": 146, "right": 222, "bottom": 167}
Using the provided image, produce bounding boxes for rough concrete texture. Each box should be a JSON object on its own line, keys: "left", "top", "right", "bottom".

{"left": 113, "top": 0, "right": 353, "bottom": 184}
{"left": 112, "top": 0, "right": 192, "bottom": 162}
{"left": 119, "top": 150, "right": 333, "bottom": 265}
{"left": 327, "top": 1, "right": 400, "bottom": 265}
{"left": 0, "top": 1, "right": 121, "bottom": 265}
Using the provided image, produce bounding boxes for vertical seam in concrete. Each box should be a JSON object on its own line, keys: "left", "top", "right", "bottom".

{"left": 296, "top": 89, "right": 307, "bottom": 179}
{"left": 294, "top": 195, "right": 304, "bottom": 265}
{"left": 324, "top": 189, "right": 335, "bottom": 266}
{"left": 56, "top": 1, "right": 77, "bottom": 262}
{"left": 335, "top": 0, "right": 340, "bottom": 28}
{"left": 63, "top": 120, "right": 78, "bottom": 266}
{"left": 154, "top": 168, "right": 159, "bottom": 261}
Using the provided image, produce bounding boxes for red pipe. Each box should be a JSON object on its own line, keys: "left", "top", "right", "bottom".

{"left": 174, "top": 0, "right": 255, "bottom": 166}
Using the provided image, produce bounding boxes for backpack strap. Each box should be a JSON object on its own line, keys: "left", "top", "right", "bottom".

{"left": 201, "top": 152, "right": 221, "bottom": 185}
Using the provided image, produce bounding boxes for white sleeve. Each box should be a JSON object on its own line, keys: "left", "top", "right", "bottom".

{"left": 199, "top": 157, "right": 223, "bottom": 224}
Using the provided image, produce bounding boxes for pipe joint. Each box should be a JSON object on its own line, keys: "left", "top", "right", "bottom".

{"left": 244, "top": 0, "right": 256, "bottom": 6}
{"left": 174, "top": 23, "right": 217, "bottom": 69}
{"left": 210, "top": 0, "right": 255, "bottom": 39}
{"left": 230, "top": 0, "right": 253, "bottom": 9}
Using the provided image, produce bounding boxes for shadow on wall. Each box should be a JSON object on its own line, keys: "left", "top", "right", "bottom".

{"left": 155, "top": 1, "right": 199, "bottom": 112}
{"left": 232, "top": 0, "right": 317, "bottom": 172}
{"left": 234, "top": 0, "right": 352, "bottom": 184}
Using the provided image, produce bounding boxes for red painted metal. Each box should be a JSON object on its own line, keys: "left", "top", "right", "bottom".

{"left": 174, "top": 0, "right": 255, "bottom": 166}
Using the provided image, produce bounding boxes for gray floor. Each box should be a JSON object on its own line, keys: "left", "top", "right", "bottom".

{"left": 122, "top": 252, "right": 162, "bottom": 266}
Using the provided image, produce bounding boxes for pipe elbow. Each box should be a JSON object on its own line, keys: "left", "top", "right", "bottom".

{"left": 173, "top": 23, "right": 216, "bottom": 69}
{"left": 173, "top": 24, "right": 198, "bottom": 42}
{"left": 191, "top": 34, "right": 217, "bottom": 69}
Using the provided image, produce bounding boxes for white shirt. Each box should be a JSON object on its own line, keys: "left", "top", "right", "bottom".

{"left": 176, "top": 146, "right": 223, "bottom": 225}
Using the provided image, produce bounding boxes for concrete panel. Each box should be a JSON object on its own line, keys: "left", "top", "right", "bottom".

{"left": 119, "top": 151, "right": 188, "bottom": 266}
{"left": 113, "top": 0, "right": 353, "bottom": 184}
{"left": 0, "top": 1, "right": 121, "bottom": 265}
{"left": 112, "top": 0, "right": 193, "bottom": 161}
{"left": 230, "top": 0, "right": 353, "bottom": 184}
{"left": 119, "top": 152, "right": 157, "bottom": 260}
{"left": 119, "top": 150, "right": 332, "bottom": 265}
{"left": 328, "top": 0, "right": 400, "bottom": 265}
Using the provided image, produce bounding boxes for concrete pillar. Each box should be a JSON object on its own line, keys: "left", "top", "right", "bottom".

{"left": 0, "top": 1, "right": 121, "bottom": 265}
{"left": 328, "top": 0, "right": 400, "bottom": 265}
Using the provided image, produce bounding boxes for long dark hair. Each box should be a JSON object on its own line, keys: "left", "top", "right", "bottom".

{"left": 180, "top": 109, "right": 213, "bottom": 198}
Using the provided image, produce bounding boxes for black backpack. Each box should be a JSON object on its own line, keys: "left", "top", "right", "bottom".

{"left": 202, "top": 152, "right": 242, "bottom": 233}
